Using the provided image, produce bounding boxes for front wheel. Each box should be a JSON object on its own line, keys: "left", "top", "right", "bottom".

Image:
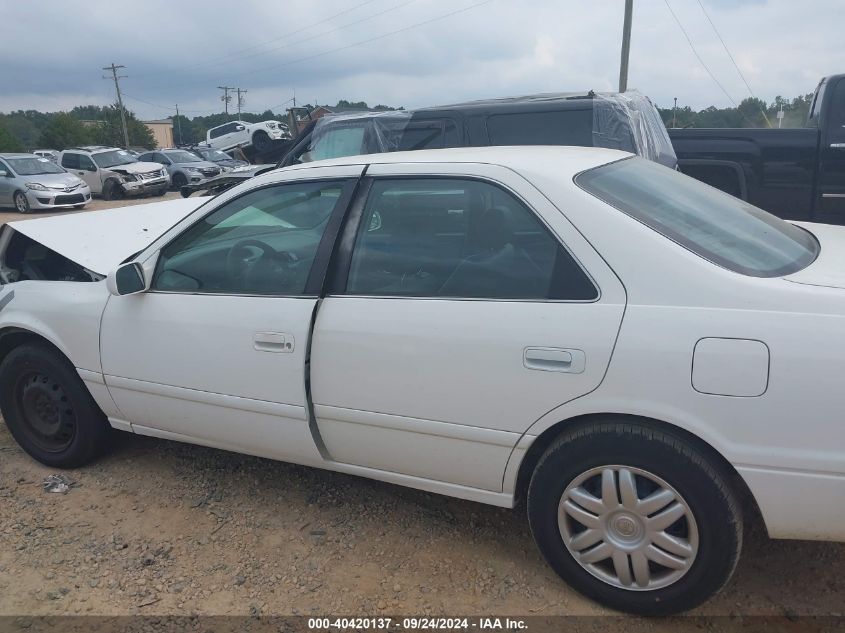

{"left": 252, "top": 131, "right": 270, "bottom": 152}
{"left": 171, "top": 173, "right": 187, "bottom": 191}
{"left": 13, "top": 191, "right": 31, "bottom": 213}
{"left": 527, "top": 421, "right": 742, "bottom": 615}
{"left": 0, "top": 343, "right": 112, "bottom": 468}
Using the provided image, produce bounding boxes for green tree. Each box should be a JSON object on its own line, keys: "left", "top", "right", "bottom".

{"left": 0, "top": 125, "right": 23, "bottom": 152}
{"left": 38, "top": 113, "right": 92, "bottom": 150}
{"left": 89, "top": 104, "right": 156, "bottom": 149}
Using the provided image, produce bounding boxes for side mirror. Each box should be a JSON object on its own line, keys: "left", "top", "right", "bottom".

{"left": 106, "top": 262, "right": 148, "bottom": 296}
{"left": 0, "top": 170, "right": 7, "bottom": 178}
{"left": 236, "top": 125, "right": 245, "bottom": 131}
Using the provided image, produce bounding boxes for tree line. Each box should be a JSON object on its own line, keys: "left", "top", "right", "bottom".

{"left": 0, "top": 93, "right": 816, "bottom": 153}
{"left": 656, "top": 93, "right": 815, "bottom": 129}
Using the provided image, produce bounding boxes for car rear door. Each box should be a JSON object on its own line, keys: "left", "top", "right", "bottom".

{"left": 310, "top": 162, "right": 626, "bottom": 492}
{"left": 99, "top": 165, "right": 363, "bottom": 463}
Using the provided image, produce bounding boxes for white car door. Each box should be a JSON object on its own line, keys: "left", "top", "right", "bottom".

{"left": 310, "top": 162, "right": 626, "bottom": 492}
{"left": 99, "top": 166, "right": 363, "bottom": 463}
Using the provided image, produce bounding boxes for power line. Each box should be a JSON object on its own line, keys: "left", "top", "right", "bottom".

{"left": 662, "top": 0, "right": 749, "bottom": 116}
{"left": 146, "top": 0, "right": 383, "bottom": 76}
{"left": 240, "top": 0, "right": 495, "bottom": 79}
{"left": 694, "top": 0, "right": 772, "bottom": 127}
{"left": 207, "top": 0, "right": 419, "bottom": 69}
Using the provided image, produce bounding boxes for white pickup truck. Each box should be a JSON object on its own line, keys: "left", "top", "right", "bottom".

{"left": 202, "top": 119, "right": 290, "bottom": 153}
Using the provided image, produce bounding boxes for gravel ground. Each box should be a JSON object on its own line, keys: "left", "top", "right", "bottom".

{"left": 0, "top": 194, "right": 844, "bottom": 623}
{"left": 1, "top": 421, "right": 844, "bottom": 620}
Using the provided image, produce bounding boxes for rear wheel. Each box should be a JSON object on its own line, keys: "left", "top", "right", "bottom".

{"left": 527, "top": 421, "right": 742, "bottom": 615}
{"left": 13, "top": 191, "right": 31, "bottom": 213}
{"left": 0, "top": 344, "right": 112, "bottom": 468}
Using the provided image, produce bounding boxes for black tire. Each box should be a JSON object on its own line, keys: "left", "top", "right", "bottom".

{"left": 73, "top": 204, "right": 86, "bottom": 210}
{"left": 252, "top": 130, "right": 270, "bottom": 152}
{"left": 0, "top": 343, "right": 111, "bottom": 468}
{"left": 155, "top": 187, "right": 168, "bottom": 197}
{"left": 13, "top": 191, "right": 31, "bottom": 213}
{"left": 101, "top": 179, "right": 121, "bottom": 201}
{"left": 171, "top": 173, "right": 187, "bottom": 191}
{"left": 527, "top": 421, "right": 742, "bottom": 616}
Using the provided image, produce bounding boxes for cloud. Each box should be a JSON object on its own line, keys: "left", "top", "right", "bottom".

{"left": 0, "top": 0, "right": 840, "bottom": 119}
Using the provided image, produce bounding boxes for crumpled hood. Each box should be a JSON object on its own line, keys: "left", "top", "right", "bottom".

{"left": 7, "top": 196, "right": 210, "bottom": 275}
{"left": 108, "top": 161, "right": 163, "bottom": 175}
{"left": 785, "top": 222, "right": 845, "bottom": 290}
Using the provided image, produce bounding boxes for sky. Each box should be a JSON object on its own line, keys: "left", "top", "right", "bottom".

{"left": 0, "top": 0, "right": 841, "bottom": 119}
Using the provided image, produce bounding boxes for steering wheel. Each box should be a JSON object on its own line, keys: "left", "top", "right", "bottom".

{"left": 226, "top": 239, "right": 292, "bottom": 281}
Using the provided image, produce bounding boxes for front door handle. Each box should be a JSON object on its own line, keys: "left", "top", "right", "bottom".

{"left": 524, "top": 347, "right": 586, "bottom": 374}
{"left": 254, "top": 332, "right": 294, "bottom": 353}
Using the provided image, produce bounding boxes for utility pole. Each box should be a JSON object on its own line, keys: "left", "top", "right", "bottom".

{"left": 236, "top": 88, "right": 248, "bottom": 117}
{"left": 618, "top": 0, "right": 633, "bottom": 93}
{"left": 102, "top": 63, "right": 130, "bottom": 149}
{"left": 175, "top": 104, "right": 183, "bottom": 146}
{"left": 673, "top": 97, "right": 678, "bottom": 128}
{"left": 218, "top": 86, "right": 234, "bottom": 117}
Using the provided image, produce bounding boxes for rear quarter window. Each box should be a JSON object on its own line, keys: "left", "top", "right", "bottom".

{"left": 576, "top": 157, "right": 819, "bottom": 277}
{"left": 486, "top": 109, "right": 593, "bottom": 146}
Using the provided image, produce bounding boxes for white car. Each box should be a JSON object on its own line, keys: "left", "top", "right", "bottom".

{"left": 0, "top": 147, "right": 842, "bottom": 615}
{"left": 203, "top": 119, "right": 290, "bottom": 153}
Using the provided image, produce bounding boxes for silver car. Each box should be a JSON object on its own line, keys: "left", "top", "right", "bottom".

{"left": 138, "top": 149, "right": 221, "bottom": 190}
{"left": 0, "top": 153, "right": 91, "bottom": 213}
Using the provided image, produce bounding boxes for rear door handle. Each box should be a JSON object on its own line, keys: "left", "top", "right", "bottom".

{"left": 254, "top": 332, "right": 294, "bottom": 353}
{"left": 524, "top": 347, "right": 585, "bottom": 373}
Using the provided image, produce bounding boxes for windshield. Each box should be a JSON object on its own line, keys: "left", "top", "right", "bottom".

{"left": 93, "top": 150, "right": 137, "bottom": 168}
{"left": 576, "top": 157, "right": 819, "bottom": 277}
{"left": 198, "top": 149, "right": 232, "bottom": 162}
{"left": 166, "top": 150, "right": 203, "bottom": 163}
{"left": 7, "top": 157, "right": 66, "bottom": 176}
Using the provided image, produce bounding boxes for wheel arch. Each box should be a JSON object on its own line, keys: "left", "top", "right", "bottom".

{"left": 0, "top": 326, "right": 73, "bottom": 369}
{"left": 512, "top": 412, "right": 765, "bottom": 533}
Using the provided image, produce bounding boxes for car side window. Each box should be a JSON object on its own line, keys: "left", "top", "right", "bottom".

{"left": 153, "top": 153, "right": 170, "bottom": 164}
{"left": 79, "top": 155, "right": 96, "bottom": 171}
{"left": 153, "top": 180, "right": 350, "bottom": 296}
{"left": 345, "top": 178, "right": 597, "bottom": 300}
{"left": 61, "top": 153, "right": 79, "bottom": 170}
{"left": 0, "top": 159, "right": 11, "bottom": 174}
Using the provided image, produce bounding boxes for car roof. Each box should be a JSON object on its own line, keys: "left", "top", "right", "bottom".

{"left": 0, "top": 153, "right": 39, "bottom": 159}
{"left": 282, "top": 145, "right": 630, "bottom": 177}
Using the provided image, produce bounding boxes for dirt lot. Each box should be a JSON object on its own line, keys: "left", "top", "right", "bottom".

{"left": 0, "top": 196, "right": 844, "bottom": 622}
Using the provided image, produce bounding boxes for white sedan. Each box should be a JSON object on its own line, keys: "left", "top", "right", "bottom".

{"left": 0, "top": 147, "right": 842, "bottom": 615}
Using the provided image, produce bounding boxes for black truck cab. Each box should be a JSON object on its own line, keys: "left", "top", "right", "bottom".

{"left": 670, "top": 74, "right": 845, "bottom": 223}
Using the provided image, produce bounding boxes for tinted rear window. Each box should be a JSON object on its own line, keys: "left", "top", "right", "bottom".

{"left": 576, "top": 158, "right": 819, "bottom": 277}
{"left": 486, "top": 109, "right": 593, "bottom": 146}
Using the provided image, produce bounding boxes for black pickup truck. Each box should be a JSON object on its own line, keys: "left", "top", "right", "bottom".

{"left": 670, "top": 74, "right": 845, "bottom": 223}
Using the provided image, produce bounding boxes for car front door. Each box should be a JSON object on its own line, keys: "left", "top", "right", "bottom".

{"left": 310, "top": 162, "right": 626, "bottom": 492}
{"left": 818, "top": 76, "right": 845, "bottom": 219}
{"left": 78, "top": 155, "right": 101, "bottom": 193}
{"left": 99, "top": 165, "right": 362, "bottom": 463}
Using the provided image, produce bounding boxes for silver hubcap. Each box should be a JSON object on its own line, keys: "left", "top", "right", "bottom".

{"left": 15, "top": 194, "right": 27, "bottom": 212}
{"left": 558, "top": 465, "right": 698, "bottom": 591}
